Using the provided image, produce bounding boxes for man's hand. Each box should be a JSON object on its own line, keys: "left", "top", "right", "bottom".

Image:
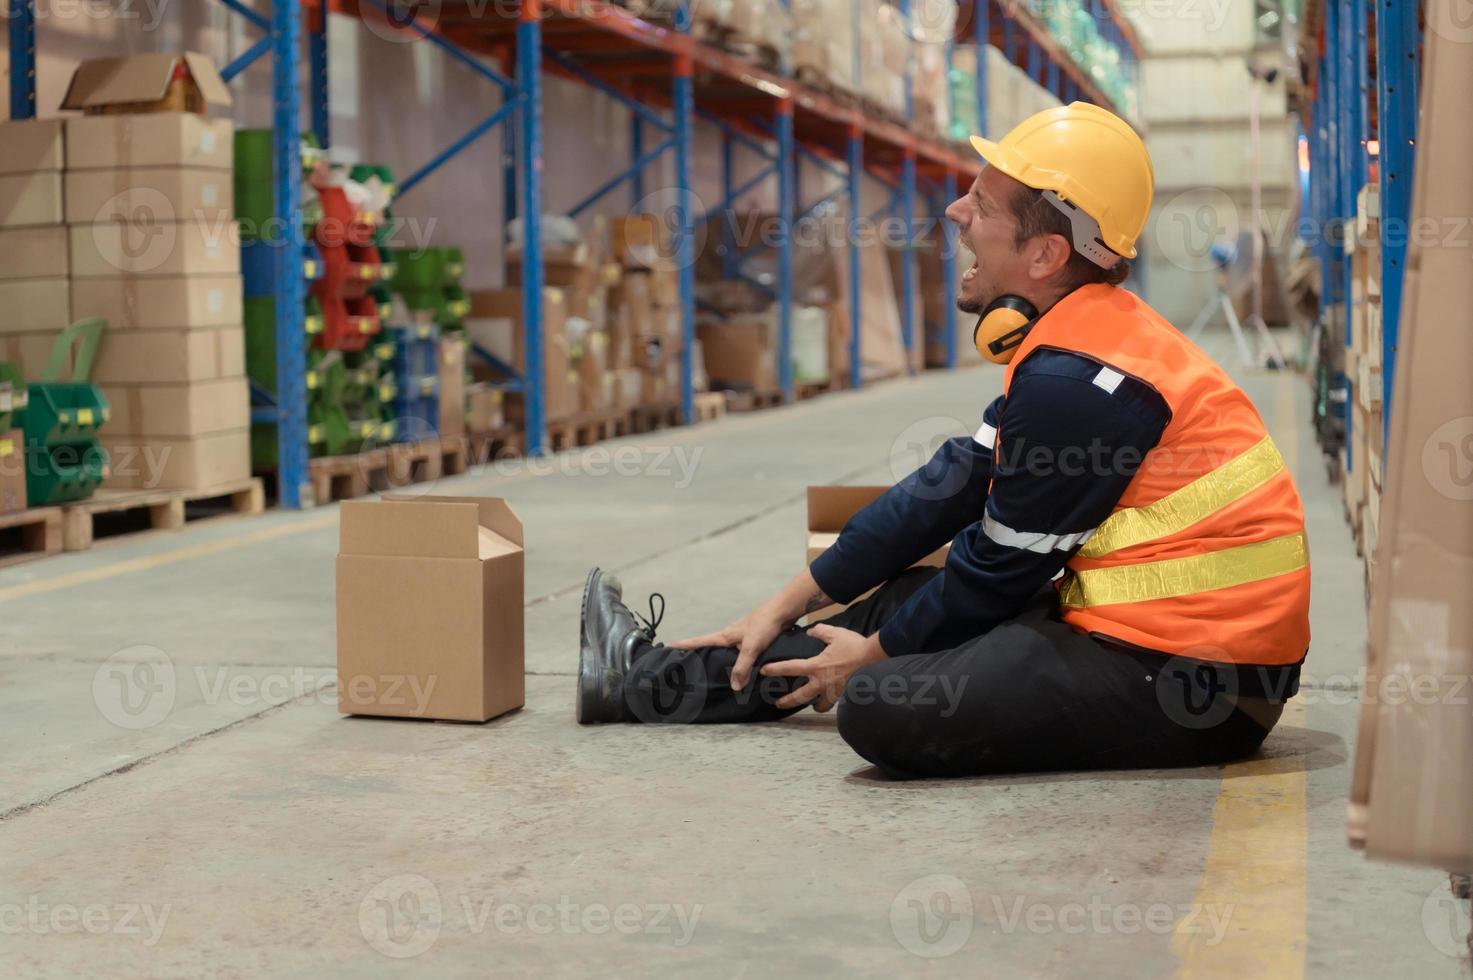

{"left": 670, "top": 605, "right": 788, "bottom": 691}
{"left": 759, "top": 624, "right": 887, "bottom": 712}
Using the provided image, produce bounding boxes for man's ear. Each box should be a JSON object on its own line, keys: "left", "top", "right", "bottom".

{"left": 1028, "top": 233, "right": 1073, "bottom": 282}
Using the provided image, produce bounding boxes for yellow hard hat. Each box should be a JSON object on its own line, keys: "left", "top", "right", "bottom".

{"left": 969, "top": 102, "right": 1154, "bottom": 260}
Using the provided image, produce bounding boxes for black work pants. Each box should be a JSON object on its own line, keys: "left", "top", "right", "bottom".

{"left": 625, "top": 567, "right": 1281, "bottom": 778}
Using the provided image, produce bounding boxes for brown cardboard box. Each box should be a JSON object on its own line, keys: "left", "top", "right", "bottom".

{"left": 615, "top": 271, "right": 654, "bottom": 337}
{"left": 92, "top": 327, "right": 244, "bottom": 384}
{"left": 698, "top": 317, "right": 776, "bottom": 391}
{"left": 101, "top": 429, "right": 249, "bottom": 490}
{"left": 61, "top": 52, "right": 233, "bottom": 117}
{"left": 103, "top": 378, "right": 248, "bottom": 438}
{"left": 612, "top": 368, "right": 642, "bottom": 411}
{"left": 0, "top": 172, "right": 64, "bottom": 228}
{"left": 0, "top": 429, "right": 25, "bottom": 514}
{"left": 0, "top": 279, "right": 70, "bottom": 333}
{"left": 65, "top": 114, "right": 234, "bottom": 171}
{"left": 468, "top": 287, "right": 576, "bottom": 421}
{"left": 1353, "top": 9, "right": 1473, "bottom": 870}
{"left": 505, "top": 240, "right": 592, "bottom": 288}
{"left": 465, "top": 384, "right": 505, "bottom": 433}
{"left": 65, "top": 167, "right": 234, "bottom": 226}
{"left": 0, "top": 331, "right": 66, "bottom": 381}
{"left": 612, "top": 214, "right": 672, "bottom": 269}
{"left": 336, "top": 495, "right": 525, "bottom": 723}
{"left": 70, "top": 274, "right": 242, "bottom": 329}
{"left": 804, "top": 485, "right": 949, "bottom": 619}
{"left": 70, "top": 220, "right": 238, "bottom": 278}
{"left": 646, "top": 268, "right": 679, "bottom": 308}
{"left": 0, "top": 119, "right": 65, "bottom": 175}
{"left": 438, "top": 336, "right": 466, "bottom": 439}
{"left": 0, "top": 227, "right": 68, "bottom": 281}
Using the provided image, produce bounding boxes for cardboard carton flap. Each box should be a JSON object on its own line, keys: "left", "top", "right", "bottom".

{"left": 340, "top": 499, "right": 485, "bottom": 559}
{"left": 61, "top": 52, "right": 233, "bottom": 110}
{"left": 388, "top": 493, "right": 524, "bottom": 547}
{"left": 806, "top": 485, "right": 890, "bottom": 532}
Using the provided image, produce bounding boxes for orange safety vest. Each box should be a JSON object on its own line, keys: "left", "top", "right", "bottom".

{"left": 998, "top": 283, "right": 1311, "bottom": 667}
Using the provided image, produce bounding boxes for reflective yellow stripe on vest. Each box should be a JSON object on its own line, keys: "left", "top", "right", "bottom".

{"left": 1079, "top": 435, "right": 1286, "bottom": 559}
{"left": 1059, "top": 531, "right": 1309, "bottom": 609}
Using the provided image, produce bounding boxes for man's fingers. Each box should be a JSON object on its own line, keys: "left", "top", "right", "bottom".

{"left": 806, "top": 623, "right": 837, "bottom": 643}
{"left": 775, "top": 679, "right": 822, "bottom": 710}
{"left": 729, "top": 640, "right": 761, "bottom": 691}
{"left": 759, "top": 658, "right": 818, "bottom": 679}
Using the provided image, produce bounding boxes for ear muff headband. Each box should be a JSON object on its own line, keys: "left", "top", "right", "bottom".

{"left": 973, "top": 295, "right": 1041, "bottom": 364}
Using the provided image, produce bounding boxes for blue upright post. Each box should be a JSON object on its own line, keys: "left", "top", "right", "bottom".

{"left": 846, "top": 122, "right": 863, "bottom": 390}
{"left": 776, "top": 100, "right": 795, "bottom": 402}
{"left": 504, "top": 117, "right": 518, "bottom": 227}
{"left": 1343, "top": 0, "right": 1367, "bottom": 351}
{"left": 941, "top": 170, "right": 958, "bottom": 369}
{"left": 518, "top": 0, "right": 546, "bottom": 454}
{"left": 9, "top": 0, "right": 36, "bottom": 121}
{"left": 974, "top": 0, "right": 988, "bottom": 135}
{"left": 1028, "top": 39, "right": 1041, "bottom": 84}
{"left": 1047, "top": 58, "right": 1060, "bottom": 99}
{"left": 272, "top": 0, "right": 309, "bottom": 507}
{"left": 1003, "top": 17, "right": 1015, "bottom": 62}
{"left": 899, "top": 149, "right": 917, "bottom": 372}
{"left": 630, "top": 116, "right": 644, "bottom": 204}
{"left": 673, "top": 6, "right": 697, "bottom": 424}
{"left": 720, "top": 129, "right": 737, "bottom": 279}
{"left": 308, "top": 7, "right": 330, "bottom": 147}
{"left": 1376, "top": 0, "right": 1419, "bottom": 447}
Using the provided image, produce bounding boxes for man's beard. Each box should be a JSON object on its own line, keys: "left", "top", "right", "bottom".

{"left": 956, "top": 295, "right": 984, "bottom": 315}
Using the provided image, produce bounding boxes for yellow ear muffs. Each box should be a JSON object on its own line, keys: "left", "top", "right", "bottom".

{"left": 973, "top": 295, "right": 1040, "bottom": 364}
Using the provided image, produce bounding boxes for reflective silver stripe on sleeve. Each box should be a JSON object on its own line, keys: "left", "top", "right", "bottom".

{"left": 983, "top": 512, "right": 1097, "bottom": 554}
{"left": 1093, "top": 367, "right": 1125, "bottom": 394}
{"left": 973, "top": 421, "right": 997, "bottom": 447}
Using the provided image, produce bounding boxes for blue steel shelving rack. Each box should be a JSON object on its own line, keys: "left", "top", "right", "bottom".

{"left": 6, "top": 0, "right": 1139, "bottom": 508}
{"left": 1302, "top": 0, "right": 1420, "bottom": 474}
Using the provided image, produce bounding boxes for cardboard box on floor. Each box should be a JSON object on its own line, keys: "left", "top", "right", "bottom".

{"left": 336, "top": 495, "right": 525, "bottom": 723}
{"left": 804, "top": 486, "right": 949, "bottom": 620}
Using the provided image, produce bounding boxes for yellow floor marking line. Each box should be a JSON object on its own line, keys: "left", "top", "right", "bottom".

{"left": 0, "top": 512, "right": 339, "bottom": 605}
{"left": 1172, "top": 700, "right": 1308, "bottom": 978}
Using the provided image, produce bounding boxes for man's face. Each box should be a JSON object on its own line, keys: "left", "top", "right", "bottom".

{"left": 944, "top": 167, "right": 1035, "bottom": 314}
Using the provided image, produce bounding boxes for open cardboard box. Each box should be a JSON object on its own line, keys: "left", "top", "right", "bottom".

{"left": 804, "top": 486, "right": 948, "bottom": 621}
{"left": 337, "top": 495, "right": 526, "bottom": 723}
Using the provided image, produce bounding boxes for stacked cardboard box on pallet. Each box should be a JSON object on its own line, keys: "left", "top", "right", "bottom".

{"left": 0, "top": 119, "right": 69, "bottom": 379}
{"left": 610, "top": 216, "right": 684, "bottom": 409}
{"left": 62, "top": 53, "right": 249, "bottom": 492}
{"left": 1344, "top": 183, "right": 1383, "bottom": 570}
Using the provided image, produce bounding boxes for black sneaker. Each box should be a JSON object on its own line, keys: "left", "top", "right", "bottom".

{"left": 576, "top": 567, "right": 663, "bottom": 724}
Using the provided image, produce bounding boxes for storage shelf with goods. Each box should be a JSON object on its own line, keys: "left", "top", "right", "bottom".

{"left": 3, "top": 0, "right": 1143, "bottom": 506}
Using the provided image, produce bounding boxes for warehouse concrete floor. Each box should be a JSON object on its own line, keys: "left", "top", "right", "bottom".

{"left": 1, "top": 333, "right": 1465, "bottom": 978}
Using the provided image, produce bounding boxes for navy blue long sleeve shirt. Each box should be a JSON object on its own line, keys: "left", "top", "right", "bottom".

{"left": 809, "top": 348, "right": 1172, "bottom": 656}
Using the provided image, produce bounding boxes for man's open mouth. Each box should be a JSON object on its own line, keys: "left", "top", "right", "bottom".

{"left": 962, "top": 258, "right": 978, "bottom": 283}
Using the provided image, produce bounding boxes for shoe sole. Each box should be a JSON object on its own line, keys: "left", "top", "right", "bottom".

{"left": 576, "top": 566, "right": 603, "bottom": 725}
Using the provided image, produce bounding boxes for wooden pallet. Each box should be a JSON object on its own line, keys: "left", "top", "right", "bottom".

{"left": 724, "top": 388, "right": 784, "bottom": 413}
{"left": 58, "top": 478, "right": 265, "bottom": 552}
{"left": 546, "top": 411, "right": 621, "bottom": 452}
{"left": 0, "top": 506, "right": 62, "bottom": 568}
{"left": 467, "top": 426, "right": 524, "bottom": 467}
{"left": 386, "top": 437, "right": 444, "bottom": 488}
{"left": 309, "top": 448, "right": 390, "bottom": 504}
{"left": 694, "top": 391, "right": 727, "bottom": 423}
{"left": 796, "top": 379, "right": 835, "bottom": 401}
{"left": 627, "top": 401, "right": 683, "bottom": 434}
